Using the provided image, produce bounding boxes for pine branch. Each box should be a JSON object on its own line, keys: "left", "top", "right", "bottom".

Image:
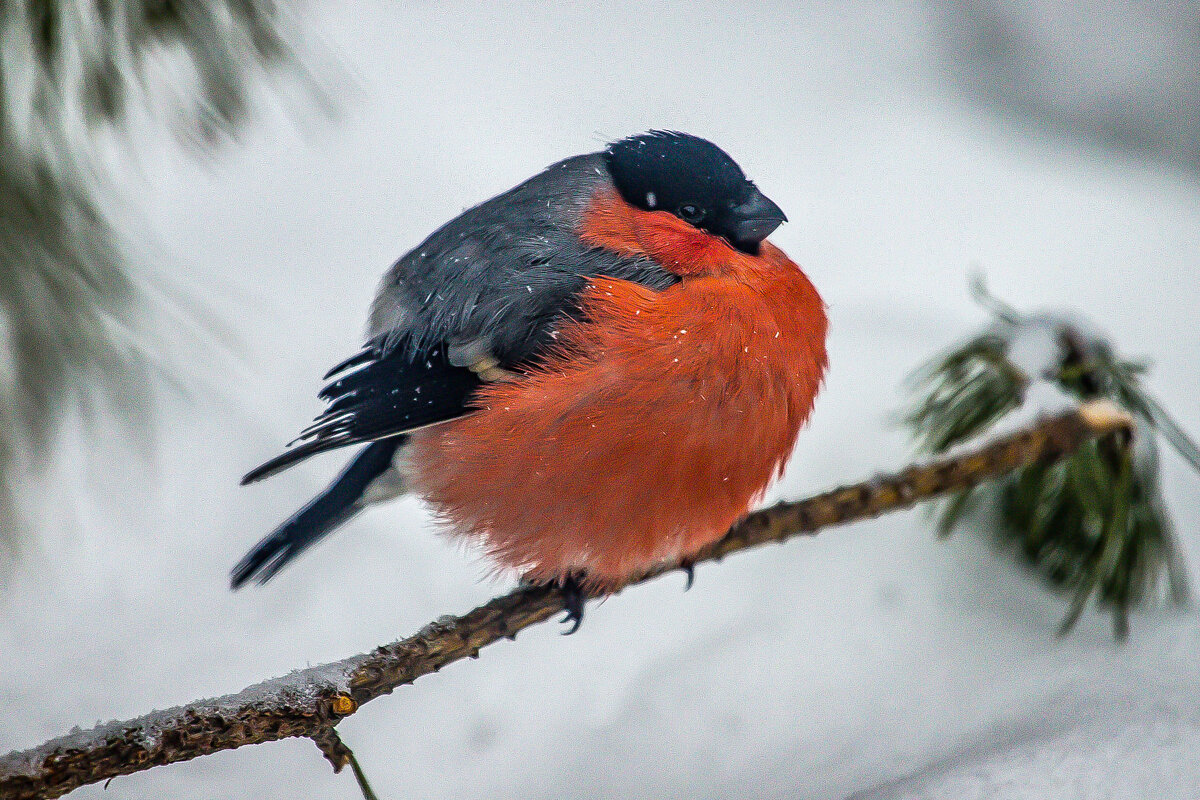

{"left": 905, "top": 283, "right": 1197, "bottom": 636}
{"left": 0, "top": 402, "right": 1132, "bottom": 800}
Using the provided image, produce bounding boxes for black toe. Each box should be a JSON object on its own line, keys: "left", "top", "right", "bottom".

{"left": 559, "top": 573, "right": 588, "bottom": 635}
{"left": 681, "top": 559, "right": 696, "bottom": 591}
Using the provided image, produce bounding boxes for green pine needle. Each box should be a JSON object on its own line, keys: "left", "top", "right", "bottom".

{"left": 906, "top": 280, "right": 1196, "bottom": 638}
{"left": 346, "top": 748, "right": 382, "bottom": 800}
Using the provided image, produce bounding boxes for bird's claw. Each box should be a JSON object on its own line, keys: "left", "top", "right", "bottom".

{"left": 559, "top": 573, "right": 587, "bottom": 635}
{"left": 681, "top": 559, "right": 695, "bottom": 591}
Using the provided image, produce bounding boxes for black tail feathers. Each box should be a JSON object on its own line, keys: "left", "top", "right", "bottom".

{"left": 231, "top": 438, "right": 403, "bottom": 589}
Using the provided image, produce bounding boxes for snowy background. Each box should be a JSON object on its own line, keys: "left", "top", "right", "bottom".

{"left": 3, "top": 2, "right": 1200, "bottom": 798}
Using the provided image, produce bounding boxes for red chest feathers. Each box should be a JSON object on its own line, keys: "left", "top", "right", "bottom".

{"left": 409, "top": 193, "right": 828, "bottom": 589}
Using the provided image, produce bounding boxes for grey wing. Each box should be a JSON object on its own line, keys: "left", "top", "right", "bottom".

{"left": 367, "top": 152, "right": 678, "bottom": 368}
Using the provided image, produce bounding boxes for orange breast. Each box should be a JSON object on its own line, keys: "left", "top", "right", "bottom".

{"left": 409, "top": 190, "right": 828, "bottom": 590}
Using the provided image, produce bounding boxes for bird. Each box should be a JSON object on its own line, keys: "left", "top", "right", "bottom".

{"left": 232, "top": 131, "right": 828, "bottom": 632}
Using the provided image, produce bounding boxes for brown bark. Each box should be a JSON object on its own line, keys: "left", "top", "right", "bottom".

{"left": 0, "top": 402, "right": 1131, "bottom": 800}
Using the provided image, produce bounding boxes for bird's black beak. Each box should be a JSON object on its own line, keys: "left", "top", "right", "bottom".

{"left": 730, "top": 187, "right": 787, "bottom": 251}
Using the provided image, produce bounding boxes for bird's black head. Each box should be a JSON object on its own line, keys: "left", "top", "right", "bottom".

{"left": 603, "top": 131, "right": 786, "bottom": 254}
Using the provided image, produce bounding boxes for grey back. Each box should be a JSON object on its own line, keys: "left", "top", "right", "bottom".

{"left": 367, "top": 153, "right": 678, "bottom": 366}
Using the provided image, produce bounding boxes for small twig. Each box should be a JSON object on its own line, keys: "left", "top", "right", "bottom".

{"left": 310, "top": 727, "right": 352, "bottom": 773}
{"left": 310, "top": 727, "right": 379, "bottom": 800}
{"left": 0, "top": 402, "right": 1131, "bottom": 800}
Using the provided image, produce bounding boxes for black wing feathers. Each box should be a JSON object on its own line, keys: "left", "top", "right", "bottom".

{"left": 322, "top": 347, "right": 376, "bottom": 379}
{"left": 307, "top": 342, "right": 480, "bottom": 444}
{"left": 241, "top": 342, "right": 480, "bottom": 485}
{"left": 241, "top": 438, "right": 339, "bottom": 485}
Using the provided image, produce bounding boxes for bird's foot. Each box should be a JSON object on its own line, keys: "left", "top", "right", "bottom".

{"left": 558, "top": 572, "right": 589, "bottom": 635}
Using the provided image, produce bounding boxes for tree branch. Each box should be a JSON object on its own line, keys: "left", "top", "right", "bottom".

{"left": 0, "top": 402, "right": 1132, "bottom": 800}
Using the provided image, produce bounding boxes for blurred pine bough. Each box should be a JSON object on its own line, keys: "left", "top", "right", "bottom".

{"left": 907, "top": 278, "right": 1200, "bottom": 639}
{"left": 0, "top": 1, "right": 304, "bottom": 562}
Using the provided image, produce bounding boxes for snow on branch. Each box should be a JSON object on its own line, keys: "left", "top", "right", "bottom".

{"left": 0, "top": 402, "right": 1132, "bottom": 800}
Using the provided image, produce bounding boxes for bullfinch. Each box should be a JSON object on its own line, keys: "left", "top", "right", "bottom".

{"left": 232, "top": 131, "right": 828, "bottom": 631}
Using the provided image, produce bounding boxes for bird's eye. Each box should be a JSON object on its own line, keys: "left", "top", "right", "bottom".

{"left": 677, "top": 204, "right": 705, "bottom": 223}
